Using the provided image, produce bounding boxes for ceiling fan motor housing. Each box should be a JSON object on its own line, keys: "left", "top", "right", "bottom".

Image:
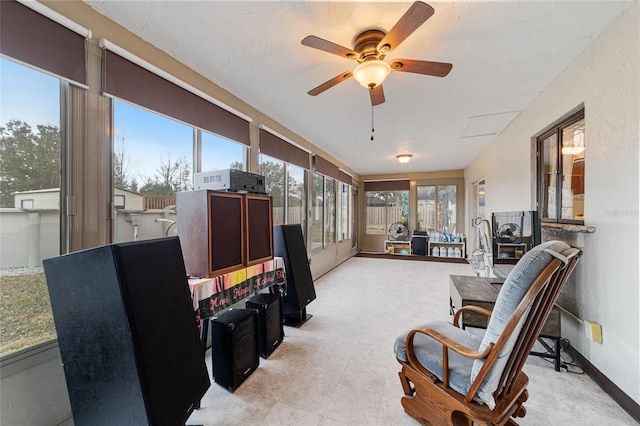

{"left": 354, "top": 29, "right": 386, "bottom": 61}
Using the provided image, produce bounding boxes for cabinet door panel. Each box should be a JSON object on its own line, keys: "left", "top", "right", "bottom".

{"left": 209, "top": 192, "right": 245, "bottom": 275}
{"left": 246, "top": 195, "right": 273, "bottom": 266}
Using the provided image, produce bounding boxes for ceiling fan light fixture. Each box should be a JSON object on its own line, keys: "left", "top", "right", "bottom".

{"left": 396, "top": 154, "right": 413, "bottom": 164}
{"left": 353, "top": 60, "right": 391, "bottom": 89}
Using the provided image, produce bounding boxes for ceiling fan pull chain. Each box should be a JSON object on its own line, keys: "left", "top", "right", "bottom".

{"left": 370, "top": 103, "right": 375, "bottom": 141}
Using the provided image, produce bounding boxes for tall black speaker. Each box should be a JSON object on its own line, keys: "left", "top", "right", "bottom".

{"left": 273, "top": 224, "right": 316, "bottom": 327}
{"left": 212, "top": 308, "right": 259, "bottom": 392}
{"left": 246, "top": 292, "right": 284, "bottom": 358}
{"left": 42, "top": 237, "right": 210, "bottom": 426}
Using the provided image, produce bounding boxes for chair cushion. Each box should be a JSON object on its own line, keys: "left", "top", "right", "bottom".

{"left": 395, "top": 320, "right": 483, "bottom": 398}
{"left": 470, "top": 240, "right": 570, "bottom": 409}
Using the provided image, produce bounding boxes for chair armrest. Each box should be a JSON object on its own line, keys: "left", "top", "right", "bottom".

{"left": 405, "top": 326, "right": 495, "bottom": 389}
{"left": 453, "top": 305, "right": 493, "bottom": 328}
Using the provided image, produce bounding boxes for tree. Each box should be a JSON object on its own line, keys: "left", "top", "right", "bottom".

{"left": 0, "top": 120, "right": 60, "bottom": 207}
{"left": 113, "top": 134, "right": 138, "bottom": 192}
{"left": 258, "top": 160, "right": 284, "bottom": 204}
{"left": 139, "top": 155, "right": 191, "bottom": 195}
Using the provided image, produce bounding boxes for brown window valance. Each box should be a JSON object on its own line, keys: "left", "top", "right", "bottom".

{"left": 0, "top": 0, "right": 87, "bottom": 86}
{"left": 103, "top": 50, "right": 250, "bottom": 145}
{"left": 364, "top": 180, "right": 410, "bottom": 192}
{"left": 259, "top": 129, "right": 310, "bottom": 170}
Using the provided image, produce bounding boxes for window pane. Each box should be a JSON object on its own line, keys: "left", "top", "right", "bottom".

{"left": 561, "top": 119, "right": 585, "bottom": 221}
{"left": 0, "top": 58, "right": 61, "bottom": 355}
{"left": 113, "top": 100, "right": 192, "bottom": 243}
{"left": 388, "top": 191, "right": 409, "bottom": 227}
{"left": 287, "top": 164, "right": 307, "bottom": 239}
{"left": 477, "top": 179, "right": 486, "bottom": 219}
{"left": 311, "top": 173, "right": 324, "bottom": 249}
{"left": 417, "top": 186, "right": 436, "bottom": 231}
{"left": 541, "top": 133, "right": 559, "bottom": 220}
{"left": 325, "top": 177, "right": 336, "bottom": 245}
{"left": 340, "top": 183, "right": 350, "bottom": 241}
{"left": 366, "top": 191, "right": 386, "bottom": 235}
{"left": 202, "top": 131, "right": 246, "bottom": 172}
{"left": 259, "top": 155, "right": 285, "bottom": 226}
{"left": 438, "top": 185, "right": 457, "bottom": 233}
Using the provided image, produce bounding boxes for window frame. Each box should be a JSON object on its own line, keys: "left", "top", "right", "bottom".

{"left": 536, "top": 109, "right": 585, "bottom": 225}
{"left": 311, "top": 172, "right": 325, "bottom": 250}
{"left": 114, "top": 194, "right": 125, "bottom": 209}
{"left": 416, "top": 184, "right": 458, "bottom": 233}
{"left": 365, "top": 190, "right": 410, "bottom": 236}
{"left": 338, "top": 182, "right": 351, "bottom": 242}
{"left": 324, "top": 176, "right": 337, "bottom": 246}
{"left": 0, "top": 57, "right": 66, "bottom": 357}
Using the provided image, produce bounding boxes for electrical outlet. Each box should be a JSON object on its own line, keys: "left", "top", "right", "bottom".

{"left": 584, "top": 320, "right": 603, "bottom": 343}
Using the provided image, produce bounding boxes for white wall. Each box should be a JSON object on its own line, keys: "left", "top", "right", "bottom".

{"left": 0, "top": 209, "right": 60, "bottom": 268}
{"left": 465, "top": 2, "right": 639, "bottom": 403}
{"left": 310, "top": 239, "right": 354, "bottom": 280}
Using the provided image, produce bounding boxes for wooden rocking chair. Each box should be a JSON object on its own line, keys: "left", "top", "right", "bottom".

{"left": 394, "top": 241, "right": 581, "bottom": 425}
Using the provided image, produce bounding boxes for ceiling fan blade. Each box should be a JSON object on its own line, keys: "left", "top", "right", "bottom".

{"left": 308, "top": 71, "right": 353, "bottom": 96}
{"left": 377, "top": 1, "right": 434, "bottom": 54}
{"left": 369, "top": 85, "right": 385, "bottom": 106}
{"left": 390, "top": 59, "right": 452, "bottom": 77}
{"left": 301, "top": 36, "right": 359, "bottom": 60}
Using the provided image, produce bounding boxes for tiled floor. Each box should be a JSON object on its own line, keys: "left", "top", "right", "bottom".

{"left": 187, "top": 257, "right": 636, "bottom": 425}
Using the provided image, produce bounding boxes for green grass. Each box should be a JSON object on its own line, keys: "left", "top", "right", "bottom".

{"left": 0, "top": 273, "right": 57, "bottom": 356}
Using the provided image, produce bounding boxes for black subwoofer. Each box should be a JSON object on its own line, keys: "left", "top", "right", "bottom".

{"left": 212, "top": 308, "right": 259, "bottom": 391}
{"left": 246, "top": 292, "right": 284, "bottom": 358}
{"left": 42, "top": 237, "right": 210, "bottom": 426}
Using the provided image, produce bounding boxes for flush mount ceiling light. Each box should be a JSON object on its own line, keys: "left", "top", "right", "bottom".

{"left": 396, "top": 154, "right": 413, "bottom": 164}
{"left": 353, "top": 59, "right": 391, "bottom": 89}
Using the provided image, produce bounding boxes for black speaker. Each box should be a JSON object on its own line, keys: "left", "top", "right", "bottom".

{"left": 42, "top": 237, "right": 210, "bottom": 426}
{"left": 246, "top": 292, "right": 284, "bottom": 358}
{"left": 273, "top": 224, "right": 316, "bottom": 327}
{"left": 212, "top": 308, "right": 259, "bottom": 391}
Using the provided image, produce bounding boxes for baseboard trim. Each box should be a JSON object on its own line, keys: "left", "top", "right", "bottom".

{"left": 354, "top": 252, "right": 468, "bottom": 263}
{"left": 567, "top": 344, "right": 640, "bottom": 422}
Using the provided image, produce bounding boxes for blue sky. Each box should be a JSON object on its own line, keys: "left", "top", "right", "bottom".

{"left": 0, "top": 58, "right": 60, "bottom": 127}
{"left": 2, "top": 57, "right": 245, "bottom": 184}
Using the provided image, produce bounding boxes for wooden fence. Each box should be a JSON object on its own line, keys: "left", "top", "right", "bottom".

{"left": 143, "top": 195, "right": 176, "bottom": 210}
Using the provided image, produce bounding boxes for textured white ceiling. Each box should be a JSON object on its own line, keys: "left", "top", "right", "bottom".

{"left": 84, "top": 1, "right": 633, "bottom": 175}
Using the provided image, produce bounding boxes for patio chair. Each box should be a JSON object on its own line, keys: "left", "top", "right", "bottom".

{"left": 394, "top": 240, "right": 581, "bottom": 425}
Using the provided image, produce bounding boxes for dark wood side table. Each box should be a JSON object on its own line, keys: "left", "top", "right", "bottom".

{"left": 449, "top": 275, "right": 563, "bottom": 371}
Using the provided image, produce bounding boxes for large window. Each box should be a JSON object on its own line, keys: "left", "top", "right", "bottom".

{"left": 113, "top": 100, "right": 193, "bottom": 243}
{"left": 259, "top": 155, "right": 308, "bottom": 236}
{"left": 310, "top": 173, "right": 339, "bottom": 249}
{"left": 287, "top": 164, "right": 307, "bottom": 234}
{"left": 202, "top": 131, "right": 246, "bottom": 172}
{"left": 470, "top": 179, "right": 486, "bottom": 220}
{"left": 537, "top": 110, "right": 585, "bottom": 223}
{"left": 311, "top": 173, "right": 324, "bottom": 250}
{"left": 417, "top": 185, "right": 457, "bottom": 233}
{"left": 339, "top": 182, "right": 351, "bottom": 241}
{"left": 365, "top": 191, "right": 409, "bottom": 235}
{"left": 0, "top": 58, "right": 62, "bottom": 356}
{"left": 259, "top": 155, "right": 285, "bottom": 226}
{"left": 112, "top": 101, "right": 249, "bottom": 243}
{"left": 325, "top": 177, "right": 337, "bottom": 245}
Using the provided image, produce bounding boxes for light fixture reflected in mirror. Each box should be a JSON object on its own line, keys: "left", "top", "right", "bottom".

{"left": 396, "top": 154, "right": 413, "bottom": 164}
{"left": 562, "top": 129, "right": 585, "bottom": 155}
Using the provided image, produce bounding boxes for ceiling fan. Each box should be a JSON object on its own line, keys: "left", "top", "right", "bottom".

{"left": 301, "top": 1, "right": 452, "bottom": 106}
